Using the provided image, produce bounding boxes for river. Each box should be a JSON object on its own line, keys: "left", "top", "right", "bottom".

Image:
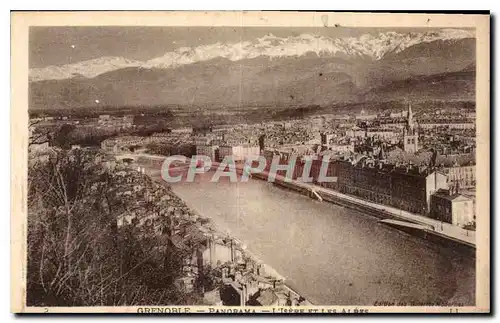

{"left": 165, "top": 171, "right": 475, "bottom": 306}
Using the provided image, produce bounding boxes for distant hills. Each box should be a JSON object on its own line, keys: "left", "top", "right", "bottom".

{"left": 361, "top": 69, "right": 475, "bottom": 102}
{"left": 29, "top": 30, "right": 476, "bottom": 110}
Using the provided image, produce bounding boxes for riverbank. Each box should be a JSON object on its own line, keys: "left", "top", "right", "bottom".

{"left": 150, "top": 171, "right": 312, "bottom": 306}
{"left": 132, "top": 156, "right": 474, "bottom": 304}
{"left": 155, "top": 164, "right": 475, "bottom": 305}
{"left": 195, "top": 160, "right": 475, "bottom": 250}
{"left": 250, "top": 171, "right": 475, "bottom": 251}
{"left": 119, "top": 153, "right": 476, "bottom": 250}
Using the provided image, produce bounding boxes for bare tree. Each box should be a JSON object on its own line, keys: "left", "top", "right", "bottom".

{"left": 27, "top": 149, "right": 202, "bottom": 306}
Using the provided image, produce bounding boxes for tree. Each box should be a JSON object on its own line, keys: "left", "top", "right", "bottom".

{"left": 27, "top": 149, "right": 120, "bottom": 305}
{"left": 51, "top": 124, "right": 77, "bottom": 149}
{"left": 27, "top": 149, "right": 203, "bottom": 306}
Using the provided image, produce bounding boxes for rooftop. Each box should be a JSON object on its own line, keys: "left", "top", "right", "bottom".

{"left": 433, "top": 188, "right": 472, "bottom": 202}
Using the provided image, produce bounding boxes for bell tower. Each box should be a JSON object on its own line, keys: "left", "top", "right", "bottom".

{"left": 403, "top": 103, "right": 418, "bottom": 153}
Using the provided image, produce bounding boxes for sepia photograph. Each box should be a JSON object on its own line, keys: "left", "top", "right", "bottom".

{"left": 10, "top": 11, "right": 490, "bottom": 313}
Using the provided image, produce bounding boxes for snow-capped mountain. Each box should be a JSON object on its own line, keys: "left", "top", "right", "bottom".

{"left": 29, "top": 57, "right": 143, "bottom": 82}
{"left": 146, "top": 29, "right": 474, "bottom": 67}
{"left": 29, "top": 29, "right": 474, "bottom": 82}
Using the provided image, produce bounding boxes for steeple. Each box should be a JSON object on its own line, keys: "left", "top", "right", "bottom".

{"left": 403, "top": 101, "right": 418, "bottom": 153}
{"left": 378, "top": 143, "right": 386, "bottom": 160}
{"left": 407, "top": 102, "right": 413, "bottom": 129}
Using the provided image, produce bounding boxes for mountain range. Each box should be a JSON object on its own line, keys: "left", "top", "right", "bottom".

{"left": 29, "top": 29, "right": 476, "bottom": 109}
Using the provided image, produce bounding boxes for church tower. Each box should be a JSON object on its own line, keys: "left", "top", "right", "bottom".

{"left": 403, "top": 103, "right": 418, "bottom": 153}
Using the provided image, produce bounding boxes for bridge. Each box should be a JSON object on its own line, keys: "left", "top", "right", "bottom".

{"left": 113, "top": 154, "right": 328, "bottom": 202}
{"left": 115, "top": 153, "right": 167, "bottom": 162}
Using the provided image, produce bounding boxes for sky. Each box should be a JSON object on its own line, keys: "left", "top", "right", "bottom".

{"left": 29, "top": 26, "right": 461, "bottom": 68}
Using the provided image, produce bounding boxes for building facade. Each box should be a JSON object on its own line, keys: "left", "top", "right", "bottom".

{"left": 337, "top": 158, "right": 448, "bottom": 215}
{"left": 442, "top": 165, "right": 476, "bottom": 188}
{"left": 196, "top": 144, "right": 219, "bottom": 161}
{"left": 419, "top": 121, "right": 475, "bottom": 130}
{"left": 218, "top": 145, "right": 260, "bottom": 162}
{"left": 429, "top": 188, "right": 474, "bottom": 226}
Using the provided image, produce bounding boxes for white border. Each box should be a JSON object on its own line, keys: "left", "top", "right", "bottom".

{"left": 4, "top": 2, "right": 496, "bottom": 323}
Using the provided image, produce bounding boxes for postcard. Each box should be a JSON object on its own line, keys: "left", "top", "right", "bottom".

{"left": 11, "top": 11, "right": 490, "bottom": 314}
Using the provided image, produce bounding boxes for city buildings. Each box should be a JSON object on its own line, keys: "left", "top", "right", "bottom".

{"left": 325, "top": 143, "right": 355, "bottom": 154}
{"left": 442, "top": 164, "right": 476, "bottom": 188}
{"left": 46, "top": 98, "right": 476, "bottom": 227}
{"left": 196, "top": 144, "right": 219, "bottom": 161}
{"left": 419, "top": 120, "right": 475, "bottom": 130}
{"left": 97, "top": 114, "right": 134, "bottom": 129}
{"left": 171, "top": 127, "right": 194, "bottom": 134}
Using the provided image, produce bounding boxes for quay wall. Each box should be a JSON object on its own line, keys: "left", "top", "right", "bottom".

{"left": 255, "top": 172, "right": 476, "bottom": 253}
{"left": 135, "top": 156, "right": 474, "bottom": 252}
{"left": 380, "top": 222, "right": 476, "bottom": 255}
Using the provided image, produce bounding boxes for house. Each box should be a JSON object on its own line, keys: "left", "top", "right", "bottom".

{"left": 252, "top": 289, "right": 279, "bottom": 306}
{"left": 202, "top": 238, "right": 234, "bottom": 267}
{"left": 98, "top": 114, "right": 110, "bottom": 123}
{"left": 218, "top": 144, "right": 260, "bottom": 162}
{"left": 429, "top": 187, "right": 474, "bottom": 226}
{"left": 203, "top": 288, "right": 223, "bottom": 305}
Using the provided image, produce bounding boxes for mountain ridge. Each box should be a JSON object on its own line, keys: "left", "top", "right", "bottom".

{"left": 29, "top": 29, "right": 474, "bottom": 82}
{"left": 29, "top": 31, "right": 476, "bottom": 109}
